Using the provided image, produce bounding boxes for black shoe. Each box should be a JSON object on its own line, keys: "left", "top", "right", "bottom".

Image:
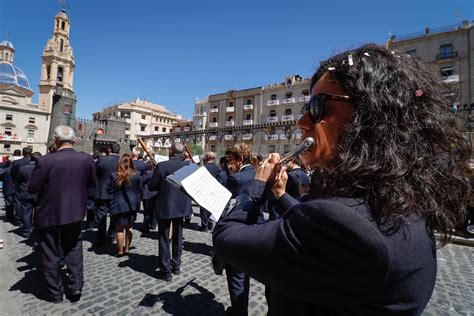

{"left": 156, "top": 271, "right": 172, "bottom": 282}
{"left": 58, "top": 259, "right": 65, "bottom": 269}
{"left": 108, "top": 237, "right": 115, "bottom": 244}
{"left": 198, "top": 225, "right": 208, "bottom": 232}
{"left": 69, "top": 289, "right": 82, "bottom": 303}
{"left": 48, "top": 296, "right": 63, "bottom": 304}
{"left": 172, "top": 267, "right": 180, "bottom": 275}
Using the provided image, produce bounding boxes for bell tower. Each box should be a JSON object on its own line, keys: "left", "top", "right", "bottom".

{"left": 39, "top": 8, "right": 77, "bottom": 143}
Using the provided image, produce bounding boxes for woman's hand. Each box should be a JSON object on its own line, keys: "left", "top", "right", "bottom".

{"left": 255, "top": 153, "right": 281, "bottom": 184}
{"left": 272, "top": 165, "right": 288, "bottom": 198}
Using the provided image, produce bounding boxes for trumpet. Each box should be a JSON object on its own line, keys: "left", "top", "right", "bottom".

{"left": 279, "top": 137, "right": 315, "bottom": 165}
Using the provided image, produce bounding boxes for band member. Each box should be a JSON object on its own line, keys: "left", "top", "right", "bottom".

{"left": 199, "top": 151, "right": 220, "bottom": 232}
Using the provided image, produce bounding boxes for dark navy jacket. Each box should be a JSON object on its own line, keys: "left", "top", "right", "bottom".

{"left": 28, "top": 148, "right": 96, "bottom": 229}
{"left": 204, "top": 161, "right": 220, "bottom": 178}
{"left": 108, "top": 172, "right": 142, "bottom": 215}
{"left": 225, "top": 164, "right": 256, "bottom": 198}
{"left": 0, "top": 166, "right": 14, "bottom": 196}
{"left": 216, "top": 170, "right": 229, "bottom": 186}
{"left": 133, "top": 160, "right": 147, "bottom": 176}
{"left": 141, "top": 170, "right": 157, "bottom": 200}
{"left": 213, "top": 179, "right": 436, "bottom": 316}
{"left": 17, "top": 161, "right": 37, "bottom": 200}
{"left": 11, "top": 156, "right": 30, "bottom": 189}
{"left": 285, "top": 167, "right": 310, "bottom": 200}
{"left": 95, "top": 154, "right": 120, "bottom": 200}
{"left": 148, "top": 157, "right": 192, "bottom": 219}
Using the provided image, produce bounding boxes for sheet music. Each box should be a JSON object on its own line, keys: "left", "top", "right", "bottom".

{"left": 181, "top": 166, "right": 231, "bottom": 221}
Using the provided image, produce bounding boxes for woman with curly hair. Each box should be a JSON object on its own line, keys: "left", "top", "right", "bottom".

{"left": 213, "top": 44, "right": 470, "bottom": 315}
{"left": 108, "top": 154, "right": 142, "bottom": 257}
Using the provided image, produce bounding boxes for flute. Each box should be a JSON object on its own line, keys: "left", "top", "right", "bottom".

{"left": 279, "top": 137, "right": 315, "bottom": 165}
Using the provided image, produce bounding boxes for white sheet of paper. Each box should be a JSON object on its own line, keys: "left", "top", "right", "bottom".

{"left": 181, "top": 166, "right": 232, "bottom": 221}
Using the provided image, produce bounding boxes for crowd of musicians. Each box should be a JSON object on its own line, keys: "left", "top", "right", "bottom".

{"left": 1, "top": 44, "right": 474, "bottom": 315}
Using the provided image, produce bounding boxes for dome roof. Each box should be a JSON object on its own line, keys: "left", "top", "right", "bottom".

{"left": 0, "top": 40, "right": 15, "bottom": 50}
{"left": 0, "top": 63, "right": 32, "bottom": 91}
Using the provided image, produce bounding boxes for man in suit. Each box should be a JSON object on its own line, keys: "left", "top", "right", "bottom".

{"left": 199, "top": 151, "right": 220, "bottom": 232}
{"left": 11, "top": 147, "right": 32, "bottom": 224}
{"left": 16, "top": 152, "right": 42, "bottom": 238}
{"left": 285, "top": 157, "right": 310, "bottom": 201}
{"left": 28, "top": 126, "right": 96, "bottom": 303}
{"left": 0, "top": 160, "right": 18, "bottom": 225}
{"left": 94, "top": 143, "right": 120, "bottom": 245}
{"left": 149, "top": 143, "right": 192, "bottom": 282}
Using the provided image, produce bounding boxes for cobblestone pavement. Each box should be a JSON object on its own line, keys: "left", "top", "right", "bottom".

{"left": 0, "top": 196, "right": 473, "bottom": 315}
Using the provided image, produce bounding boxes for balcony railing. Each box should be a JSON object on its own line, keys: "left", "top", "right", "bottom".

{"left": 267, "top": 100, "right": 280, "bottom": 106}
{"left": 226, "top": 106, "right": 235, "bottom": 112}
{"left": 125, "top": 130, "right": 131, "bottom": 135}
{"left": 224, "top": 135, "right": 234, "bottom": 141}
{"left": 210, "top": 108, "right": 219, "bottom": 113}
{"left": 242, "top": 133, "right": 252, "bottom": 140}
{"left": 441, "top": 74, "right": 459, "bottom": 83}
{"left": 184, "top": 127, "right": 190, "bottom": 131}
{"left": 243, "top": 120, "right": 253, "bottom": 126}
{"left": 266, "top": 116, "right": 279, "bottom": 123}
{"left": 265, "top": 134, "right": 279, "bottom": 141}
{"left": 138, "top": 131, "right": 150, "bottom": 136}
{"left": 436, "top": 51, "right": 458, "bottom": 60}
{"left": 225, "top": 120, "right": 235, "bottom": 127}
{"left": 209, "top": 122, "right": 218, "bottom": 128}
{"left": 175, "top": 127, "right": 181, "bottom": 132}
{"left": 282, "top": 98, "right": 295, "bottom": 104}
{"left": 281, "top": 115, "right": 295, "bottom": 122}
{"left": 209, "top": 135, "right": 218, "bottom": 141}
{"left": 139, "top": 119, "right": 148, "bottom": 125}
{"left": 299, "top": 96, "right": 310, "bottom": 102}
{"left": 243, "top": 104, "right": 253, "bottom": 110}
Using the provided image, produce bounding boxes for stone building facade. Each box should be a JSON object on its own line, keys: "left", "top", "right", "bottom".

{"left": 0, "top": 40, "right": 50, "bottom": 155}
{"left": 387, "top": 21, "right": 474, "bottom": 130}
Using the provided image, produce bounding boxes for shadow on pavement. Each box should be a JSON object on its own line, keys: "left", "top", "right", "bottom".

{"left": 118, "top": 253, "right": 157, "bottom": 278}
{"left": 9, "top": 269, "right": 48, "bottom": 301}
{"left": 183, "top": 241, "right": 213, "bottom": 257}
{"left": 139, "top": 279, "right": 225, "bottom": 315}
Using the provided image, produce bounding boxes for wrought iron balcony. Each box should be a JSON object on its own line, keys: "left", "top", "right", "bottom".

{"left": 242, "top": 133, "right": 252, "bottom": 140}
{"left": 225, "top": 120, "right": 235, "bottom": 127}
{"left": 281, "top": 115, "right": 295, "bottom": 122}
{"left": 210, "top": 122, "right": 218, "bottom": 128}
{"left": 267, "top": 100, "right": 280, "bottom": 106}
{"left": 441, "top": 74, "right": 459, "bottom": 83}
{"left": 299, "top": 96, "right": 310, "bottom": 102}
{"left": 224, "top": 134, "right": 234, "bottom": 141}
{"left": 436, "top": 51, "right": 458, "bottom": 60}
{"left": 266, "top": 116, "right": 279, "bottom": 123}
{"left": 244, "top": 104, "right": 253, "bottom": 110}
{"left": 243, "top": 120, "right": 253, "bottom": 126}
{"left": 226, "top": 106, "right": 235, "bottom": 112}
{"left": 282, "top": 98, "right": 295, "bottom": 104}
{"left": 210, "top": 108, "right": 219, "bottom": 113}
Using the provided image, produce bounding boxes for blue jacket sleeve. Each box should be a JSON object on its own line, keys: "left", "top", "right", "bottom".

{"left": 213, "top": 196, "right": 390, "bottom": 305}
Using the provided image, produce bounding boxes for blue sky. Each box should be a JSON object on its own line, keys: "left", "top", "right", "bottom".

{"left": 1, "top": 0, "right": 472, "bottom": 120}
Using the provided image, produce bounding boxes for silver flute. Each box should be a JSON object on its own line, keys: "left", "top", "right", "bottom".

{"left": 279, "top": 137, "right": 315, "bottom": 165}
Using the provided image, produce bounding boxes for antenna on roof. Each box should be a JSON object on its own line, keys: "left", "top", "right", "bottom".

{"left": 58, "top": 0, "right": 67, "bottom": 12}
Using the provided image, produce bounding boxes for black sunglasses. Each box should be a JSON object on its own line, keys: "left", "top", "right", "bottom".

{"left": 303, "top": 93, "right": 351, "bottom": 123}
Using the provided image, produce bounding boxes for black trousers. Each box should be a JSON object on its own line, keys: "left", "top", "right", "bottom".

{"left": 3, "top": 194, "right": 15, "bottom": 221}
{"left": 199, "top": 207, "right": 213, "bottom": 229}
{"left": 19, "top": 198, "right": 34, "bottom": 237}
{"left": 225, "top": 263, "right": 250, "bottom": 316}
{"left": 95, "top": 199, "right": 115, "bottom": 243}
{"left": 143, "top": 199, "right": 157, "bottom": 231}
{"left": 157, "top": 217, "right": 183, "bottom": 273}
{"left": 37, "top": 221, "right": 83, "bottom": 300}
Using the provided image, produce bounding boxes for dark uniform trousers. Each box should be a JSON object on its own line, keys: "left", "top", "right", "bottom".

{"left": 19, "top": 198, "right": 34, "bottom": 237}
{"left": 225, "top": 264, "right": 250, "bottom": 316}
{"left": 95, "top": 199, "right": 115, "bottom": 243}
{"left": 200, "top": 207, "right": 213, "bottom": 229}
{"left": 158, "top": 218, "right": 183, "bottom": 273}
{"left": 37, "top": 221, "right": 84, "bottom": 300}
{"left": 4, "top": 194, "right": 15, "bottom": 221}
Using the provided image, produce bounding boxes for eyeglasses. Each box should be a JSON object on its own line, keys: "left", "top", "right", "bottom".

{"left": 303, "top": 93, "right": 351, "bottom": 123}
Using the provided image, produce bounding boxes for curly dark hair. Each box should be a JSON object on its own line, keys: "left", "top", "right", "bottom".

{"left": 309, "top": 44, "right": 470, "bottom": 246}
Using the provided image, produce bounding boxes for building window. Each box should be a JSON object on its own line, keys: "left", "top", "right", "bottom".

{"left": 227, "top": 116, "right": 233, "bottom": 121}
{"left": 6, "top": 114, "right": 13, "bottom": 121}
{"left": 246, "top": 99, "right": 252, "bottom": 105}
{"left": 4, "top": 127, "right": 12, "bottom": 135}
{"left": 302, "top": 90, "right": 309, "bottom": 96}
{"left": 285, "top": 108, "right": 292, "bottom": 115}
{"left": 405, "top": 49, "right": 417, "bottom": 57}
{"left": 46, "top": 65, "right": 51, "bottom": 80}
{"left": 141, "top": 114, "right": 146, "bottom": 119}
{"left": 212, "top": 117, "right": 217, "bottom": 123}
{"left": 438, "top": 43, "right": 455, "bottom": 59}
{"left": 60, "top": 39, "right": 64, "bottom": 52}
{"left": 271, "top": 94, "right": 277, "bottom": 101}
{"left": 440, "top": 66, "right": 454, "bottom": 77}
{"left": 229, "top": 101, "right": 234, "bottom": 107}
{"left": 285, "top": 92, "right": 292, "bottom": 98}
{"left": 29, "top": 117, "right": 35, "bottom": 124}
{"left": 140, "top": 126, "right": 145, "bottom": 132}
{"left": 57, "top": 66, "right": 63, "bottom": 82}
{"left": 246, "top": 114, "right": 252, "bottom": 120}
{"left": 4, "top": 144, "right": 11, "bottom": 150}
{"left": 162, "top": 127, "right": 167, "bottom": 133}
{"left": 155, "top": 126, "right": 159, "bottom": 131}
{"left": 210, "top": 145, "right": 216, "bottom": 152}
{"left": 28, "top": 130, "right": 35, "bottom": 139}
{"left": 61, "top": 21, "right": 65, "bottom": 30}
{"left": 269, "top": 110, "right": 277, "bottom": 117}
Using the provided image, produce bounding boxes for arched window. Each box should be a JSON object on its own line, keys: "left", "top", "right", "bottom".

{"left": 59, "top": 39, "right": 64, "bottom": 52}
{"left": 57, "top": 66, "right": 64, "bottom": 82}
{"left": 62, "top": 21, "right": 66, "bottom": 30}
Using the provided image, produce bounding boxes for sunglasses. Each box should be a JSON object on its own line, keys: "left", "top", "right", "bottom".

{"left": 303, "top": 93, "right": 351, "bottom": 123}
